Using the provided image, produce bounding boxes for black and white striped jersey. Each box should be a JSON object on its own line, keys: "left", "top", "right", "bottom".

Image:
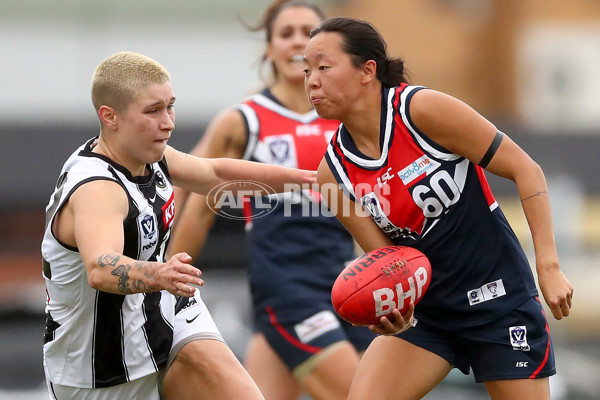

{"left": 42, "top": 137, "right": 176, "bottom": 388}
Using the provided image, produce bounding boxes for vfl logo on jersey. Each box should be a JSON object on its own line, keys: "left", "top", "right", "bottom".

{"left": 138, "top": 213, "right": 159, "bottom": 259}
{"left": 269, "top": 138, "right": 290, "bottom": 163}
{"left": 140, "top": 214, "right": 156, "bottom": 240}
{"left": 162, "top": 193, "right": 175, "bottom": 228}
{"left": 360, "top": 192, "right": 416, "bottom": 241}
{"left": 361, "top": 192, "right": 386, "bottom": 223}
{"left": 264, "top": 135, "right": 297, "bottom": 167}
{"left": 509, "top": 326, "right": 531, "bottom": 351}
{"left": 399, "top": 155, "right": 439, "bottom": 185}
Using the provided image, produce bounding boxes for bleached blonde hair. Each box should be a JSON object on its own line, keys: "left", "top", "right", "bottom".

{"left": 91, "top": 51, "right": 171, "bottom": 114}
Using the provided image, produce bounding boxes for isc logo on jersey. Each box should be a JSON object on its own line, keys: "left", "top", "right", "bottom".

{"left": 296, "top": 125, "right": 321, "bottom": 136}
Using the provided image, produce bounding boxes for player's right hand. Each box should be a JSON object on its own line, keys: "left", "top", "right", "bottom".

{"left": 368, "top": 302, "right": 415, "bottom": 336}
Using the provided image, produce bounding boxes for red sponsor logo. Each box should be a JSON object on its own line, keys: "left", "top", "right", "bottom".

{"left": 162, "top": 193, "right": 175, "bottom": 228}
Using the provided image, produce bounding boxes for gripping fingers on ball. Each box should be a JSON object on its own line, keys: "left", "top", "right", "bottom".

{"left": 371, "top": 307, "right": 414, "bottom": 335}
{"left": 369, "top": 315, "right": 399, "bottom": 336}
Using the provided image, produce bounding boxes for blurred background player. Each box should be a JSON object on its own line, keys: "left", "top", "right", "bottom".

{"left": 167, "top": 1, "right": 376, "bottom": 399}
{"left": 305, "top": 17, "right": 574, "bottom": 400}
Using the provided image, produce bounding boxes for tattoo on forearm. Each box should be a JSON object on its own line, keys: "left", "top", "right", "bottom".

{"left": 111, "top": 264, "right": 133, "bottom": 294}
{"left": 132, "top": 279, "right": 150, "bottom": 292}
{"left": 99, "top": 254, "right": 158, "bottom": 294}
{"left": 132, "top": 261, "right": 157, "bottom": 292}
{"left": 98, "top": 254, "right": 120, "bottom": 268}
{"left": 133, "top": 261, "right": 158, "bottom": 281}
{"left": 521, "top": 190, "right": 548, "bottom": 202}
{"left": 133, "top": 261, "right": 158, "bottom": 292}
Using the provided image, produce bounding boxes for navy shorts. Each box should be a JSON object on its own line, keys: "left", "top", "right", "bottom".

{"left": 397, "top": 296, "right": 555, "bottom": 383}
{"left": 254, "top": 300, "right": 376, "bottom": 371}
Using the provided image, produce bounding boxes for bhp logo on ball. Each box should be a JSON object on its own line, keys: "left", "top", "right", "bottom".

{"left": 206, "top": 180, "right": 278, "bottom": 220}
{"left": 331, "top": 246, "right": 431, "bottom": 326}
{"left": 373, "top": 266, "right": 429, "bottom": 318}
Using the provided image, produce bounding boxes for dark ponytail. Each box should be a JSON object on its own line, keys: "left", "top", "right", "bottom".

{"left": 310, "top": 17, "right": 409, "bottom": 87}
{"left": 379, "top": 58, "right": 408, "bottom": 87}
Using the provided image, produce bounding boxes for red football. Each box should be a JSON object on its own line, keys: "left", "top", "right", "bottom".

{"left": 331, "top": 245, "right": 432, "bottom": 326}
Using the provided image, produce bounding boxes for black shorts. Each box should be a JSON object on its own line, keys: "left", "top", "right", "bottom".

{"left": 397, "top": 296, "right": 555, "bottom": 383}
{"left": 254, "top": 300, "right": 376, "bottom": 371}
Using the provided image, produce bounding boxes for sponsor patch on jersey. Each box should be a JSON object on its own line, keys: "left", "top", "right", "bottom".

{"left": 294, "top": 310, "right": 340, "bottom": 344}
{"left": 398, "top": 155, "right": 439, "bottom": 185}
{"left": 467, "top": 279, "right": 506, "bottom": 305}
{"left": 509, "top": 325, "right": 531, "bottom": 351}
{"left": 162, "top": 193, "right": 175, "bottom": 228}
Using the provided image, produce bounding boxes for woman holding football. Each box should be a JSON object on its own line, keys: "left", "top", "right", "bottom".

{"left": 304, "top": 17, "right": 574, "bottom": 400}
{"left": 166, "top": 2, "right": 375, "bottom": 400}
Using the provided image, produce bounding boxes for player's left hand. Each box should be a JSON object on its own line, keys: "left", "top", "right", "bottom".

{"left": 368, "top": 302, "right": 415, "bottom": 335}
{"left": 159, "top": 252, "right": 205, "bottom": 297}
{"left": 537, "top": 263, "right": 574, "bottom": 320}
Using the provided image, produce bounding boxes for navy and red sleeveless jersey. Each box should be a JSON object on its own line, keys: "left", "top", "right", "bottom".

{"left": 325, "top": 85, "right": 538, "bottom": 328}
{"left": 237, "top": 89, "right": 354, "bottom": 312}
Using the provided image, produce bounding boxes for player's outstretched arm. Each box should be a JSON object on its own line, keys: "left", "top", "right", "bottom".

{"left": 67, "top": 180, "right": 203, "bottom": 297}
{"left": 482, "top": 137, "right": 574, "bottom": 320}
{"left": 172, "top": 108, "right": 247, "bottom": 210}
{"left": 168, "top": 109, "right": 247, "bottom": 259}
{"left": 409, "top": 89, "right": 574, "bottom": 320}
{"left": 165, "top": 145, "right": 316, "bottom": 197}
